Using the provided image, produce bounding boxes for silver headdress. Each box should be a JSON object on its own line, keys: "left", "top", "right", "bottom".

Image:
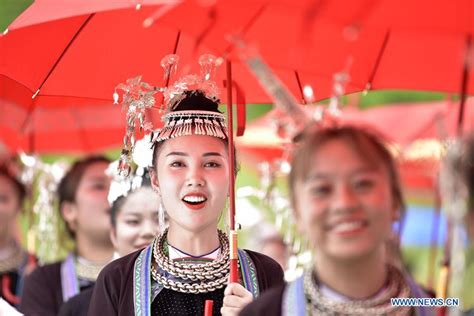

{"left": 114, "top": 54, "right": 226, "bottom": 176}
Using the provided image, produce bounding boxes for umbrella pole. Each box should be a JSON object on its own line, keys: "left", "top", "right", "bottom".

{"left": 204, "top": 300, "right": 213, "bottom": 316}
{"left": 456, "top": 35, "right": 471, "bottom": 137}
{"left": 226, "top": 59, "right": 239, "bottom": 283}
{"left": 427, "top": 176, "right": 442, "bottom": 290}
{"left": 437, "top": 36, "right": 471, "bottom": 316}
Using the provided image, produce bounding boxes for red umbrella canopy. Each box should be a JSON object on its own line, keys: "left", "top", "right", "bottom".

{"left": 158, "top": 0, "right": 474, "bottom": 97}
{"left": 237, "top": 98, "right": 474, "bottom": 191}
{"left": 2, "top": 0, "right": 473, "bottom": 153}
{"left": 0, "top": 1, "right": 321, "bottom": 153}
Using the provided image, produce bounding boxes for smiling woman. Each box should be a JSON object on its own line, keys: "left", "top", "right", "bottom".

{"left": 110, "top": 186, "right": 163, "bottom": 257}
{"left": 88, "top": 71, "right": 284, "bottom": 315}
{"left": 241, "top": 126, "right": 436, "bottom": 316}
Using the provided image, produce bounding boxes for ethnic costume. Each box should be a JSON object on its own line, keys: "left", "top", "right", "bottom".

{"left": 89, "top": 55, "right": 285, "bottom": 315}
{"left": 88, "top": 229, "right": 284, "bottom": 315}
{"left": 20, "top": 253, "right": 107, "bottom": 315}
{"left": 240, "top": 265, "right": 435, "bottom": 316}
{"left": 0, "top": 241, "right": 36, "bottom": 308}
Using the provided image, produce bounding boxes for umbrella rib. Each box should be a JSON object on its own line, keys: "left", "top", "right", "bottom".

{"left": 456, "top": 35, "right": 472, "bottom": 137}
{"left": 222, "top": 4, "right": 268, "bottom": 56}
{"left": 20, "top": 13, "right": 95, "bottom": 135}
{"left": 294, "top": 71, "right": 306, "bottom": 105}
{"left": 365, "top": 29, "right": 391, "bottom": 91}
{"left": 35, "top": 13, "right": 96, "bottom": 96}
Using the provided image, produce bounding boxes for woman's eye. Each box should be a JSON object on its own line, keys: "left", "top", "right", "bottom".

{"left": 353, "top": 179, "right": 375, "bottom": 190}
{"left": 92, "top": 183, "right": 107, "bottom": 191}
{"left": 204, "top": 161, "right": 220, "bottom": 168}
{"left": 310, "top": 185, "right": 332, "bottom": 197}
{"left": 170, "top": 161, "right": 185, "bottom": 168}
{"left": 125, "top": 219, "right": 139, "bottom": 225}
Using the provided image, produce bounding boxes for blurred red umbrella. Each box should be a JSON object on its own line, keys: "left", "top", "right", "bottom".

{"left": 236, "top": 98, "right": 474, "bottom": 190}
{"left": 2, "top": 0, "right": 473, "bottom": 153}
{"left": 0, "top": 0, "right": 313, "bottom": 153}
{"left": 0, "top": 0, "right": 185, "bottom": 153}
{"left": 157, "top": 0, "right": 474, "bottom": 96}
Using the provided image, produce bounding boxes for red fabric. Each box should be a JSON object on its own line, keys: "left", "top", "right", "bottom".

{"left": 160, "top": 0, "right": 474, "bottom": 95}
{"left": 237, "top": 99, "right": 474, "bottom": 190}
{"left": 1, "top": 0, "right": 473, "bottom": 153}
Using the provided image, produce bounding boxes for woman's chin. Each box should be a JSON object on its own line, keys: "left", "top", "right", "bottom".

{"left": 326, "top": 243, "right": 378, "bottom": 261}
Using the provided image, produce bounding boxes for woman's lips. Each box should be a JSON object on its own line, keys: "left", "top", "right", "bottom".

{"left": 328, "top": 220, "right": 369, "bottom": 236}
{"left": 183, "top": 201, "right": 206, "bottom": 210}
{"left": 182, "top": 193, "right": 207, "bottom": 210}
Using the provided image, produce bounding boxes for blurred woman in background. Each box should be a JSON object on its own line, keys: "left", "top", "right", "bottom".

{"left": 241, "top": 126, "right": 434, "bottom": 316}
{"left": 0, "top": 164, "right": 36, "bottom": 309}
{"left": 21, "top": 156, "right": 114, "bottom": 315}
{"left": 58, "top": 184, "right": 164, "bottom": 316}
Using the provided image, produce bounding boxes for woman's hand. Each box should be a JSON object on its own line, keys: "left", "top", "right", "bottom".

{"left": 220, "top": 283, "right": 253, "bottom": 316}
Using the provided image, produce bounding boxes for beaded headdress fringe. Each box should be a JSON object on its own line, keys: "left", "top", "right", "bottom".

{"left": 151, "top": 110, "right": 227, "bottom": 143}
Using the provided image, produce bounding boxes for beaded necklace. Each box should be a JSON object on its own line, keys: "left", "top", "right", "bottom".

{"left": 151, "top": 229, "right": 230, "bottom": 294}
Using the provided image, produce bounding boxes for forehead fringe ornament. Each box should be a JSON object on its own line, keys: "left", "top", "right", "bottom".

{"left": 115, "top": 54, "right": 226, "bottom": 176}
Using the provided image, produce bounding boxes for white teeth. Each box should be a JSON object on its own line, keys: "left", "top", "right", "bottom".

{"left": 332, "top": 221, "right": 365, "bottom": 233}
{"left": 183, "top": 195, "right": 206, "bottom": 203}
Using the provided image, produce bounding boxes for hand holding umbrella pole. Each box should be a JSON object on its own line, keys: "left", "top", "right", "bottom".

{"left": 226, "top": 59, "right": 239, "bottom": 284}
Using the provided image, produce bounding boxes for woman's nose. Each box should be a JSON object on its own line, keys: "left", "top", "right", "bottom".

{"left": 140, "top": 220, "right": 159, "bottom": 239}
{"left": 185, "top": 166, "right": 205, "bottom": 187}
{"left": 332, "top": 184, "right": 358, "bottom": 211}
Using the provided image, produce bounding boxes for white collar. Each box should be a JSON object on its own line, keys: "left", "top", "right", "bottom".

{"left": 167, "top": 245, "right": 220, "bottom": 260}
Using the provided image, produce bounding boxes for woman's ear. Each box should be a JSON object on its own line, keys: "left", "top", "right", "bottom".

{"left": 110, "top": 227, "right": 118, "bottom": 250}
{"left": 61, "top": 202, "right": 78, "bottom": 232}
{"left": 149, "top": 168, "right": 161, "bottom": 196}
{"left": 391, "top": 200, "right": 402, "bottom": 222}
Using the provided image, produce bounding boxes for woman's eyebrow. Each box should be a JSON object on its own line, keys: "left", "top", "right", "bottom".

{"left": 122, "top": 212, "right": 142, "bottom": 216}
{"left": 203, "top": 152, "right": 223, "bottom": 157}
{"left": 306, "top": 173, "right": 329, "bottom": 182}
{"left": 166, "top": 152, "right": 187, "bottom": 157}
{"left": 306, "top": 167, "right": 378, "bottom": 182}
{"left": 165, "top": 152, "right": 223, "bottom": 157}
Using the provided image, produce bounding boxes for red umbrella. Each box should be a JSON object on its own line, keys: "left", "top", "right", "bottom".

{"left": 2, "top": 0, "right": 473, "bottom": 152}
{"left": 0, "top": 0, "right": 185, "bottom": 153}
{"left": 0, "top": 0, "right": 322, "bottom": 153}
{"left": 237, "top": 98, "right": 474, "bottom": 190}
{"left": 159, "top": 0, "right": 474, "bottom": 97}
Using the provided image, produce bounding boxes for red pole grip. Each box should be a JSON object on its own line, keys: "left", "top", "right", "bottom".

{"left": 229, "top": 231, "right": 239, "bottom": 283}
{"left": 204, "top": 300, "right": 213, "bottom": 316}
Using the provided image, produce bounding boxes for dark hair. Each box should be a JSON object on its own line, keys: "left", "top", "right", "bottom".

{"left": 0, "top": 166, "right": 27, "bottom": 204}
{"left": 288, "top": 126, "right": 405, "bottom": 215}
{"left": 151, "top": 90, "right": 239, "bottom": 173}
{"left": 57, "top": 155, "right": 111, "bottom": 237}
